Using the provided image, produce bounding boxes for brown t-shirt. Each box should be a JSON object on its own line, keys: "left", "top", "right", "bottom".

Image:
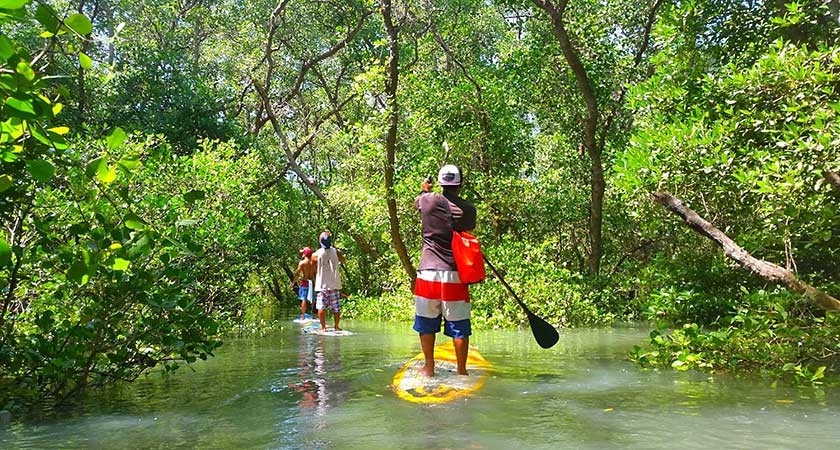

{"left": 416, "top": 192, "right": 477, "bottom": 271}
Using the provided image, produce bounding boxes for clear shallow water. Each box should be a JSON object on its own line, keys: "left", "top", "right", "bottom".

{"left": 2, "top": 321, "right": 839, "bottom": 449}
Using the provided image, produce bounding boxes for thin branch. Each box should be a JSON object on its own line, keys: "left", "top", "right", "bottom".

{"left": 597, "top": 0, "right": 664, "bottom": 151}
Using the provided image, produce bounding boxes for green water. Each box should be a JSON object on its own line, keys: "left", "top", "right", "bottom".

{"left": 2, "top": 321, "right": 839, "bottom": 449}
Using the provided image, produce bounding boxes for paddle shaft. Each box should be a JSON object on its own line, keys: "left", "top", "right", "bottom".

{"left": 482, "top": 255, "right": 533, "bottom": 314}
{"left": 482, "top": 254, "right": 560, "bottom": 349}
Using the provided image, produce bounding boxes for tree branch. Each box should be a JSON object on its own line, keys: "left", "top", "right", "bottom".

{"left": 597, "top": 0, "right": 664, "bottom": 151}
{"left": 252, "top": 79, "right": 379, "bottom": 258}
{"left": 652, "top": 192, "right": 840, "bottom": 311}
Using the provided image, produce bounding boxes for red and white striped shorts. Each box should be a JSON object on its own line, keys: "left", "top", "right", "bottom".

{"left": 413, "top": 270, "right": 470, "bottom": 321}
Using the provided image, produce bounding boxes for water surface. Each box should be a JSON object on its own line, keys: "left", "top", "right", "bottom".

{"left": 2, "top": 322, "right": 838, "bottom": 449}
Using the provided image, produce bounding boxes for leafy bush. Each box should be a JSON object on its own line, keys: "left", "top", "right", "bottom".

{"left": 630, "top": 289, "right": 840, "bottom": 385}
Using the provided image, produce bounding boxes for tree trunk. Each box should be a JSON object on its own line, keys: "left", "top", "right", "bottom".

{"left": 652, "top": 192, "right": 840, "bottom": 311}
{"left": 531, "top": 0, "right": 604, "bottom": 275}
{"left": 382, "top": 0, "right": 417, "bottom": 283}
{"left": 825, "top": 169, "right": 840, "bottom": 193}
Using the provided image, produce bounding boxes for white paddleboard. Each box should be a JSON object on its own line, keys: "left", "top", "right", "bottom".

{"left": 293, "top": 314, "right": 319, "bottom": 324}
{"left": 302, "top": 323, "right": 354, "bottom": 336}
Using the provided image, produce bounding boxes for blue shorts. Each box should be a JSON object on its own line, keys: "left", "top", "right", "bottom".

{"left": 298, "top": 286, "right": 310, "bottom": 301}
{"left": 414, "top": 315, "right": 471, "bottom": 339}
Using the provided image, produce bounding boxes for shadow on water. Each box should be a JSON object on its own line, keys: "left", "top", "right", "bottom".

{"left": 2, "top": 322, "right": 840, "bottom": 449}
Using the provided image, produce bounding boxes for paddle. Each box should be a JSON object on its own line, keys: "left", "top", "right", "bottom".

{"left": 482, "top": 255, "right": 560, "bottom": 349}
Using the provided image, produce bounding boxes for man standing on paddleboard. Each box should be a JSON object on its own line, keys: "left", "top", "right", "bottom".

{"left": 291, "top": 247, "right": 317, "bottom": 320}
{"left": 313, "top": 231, "right": 346, "bottom": 331}
{"left": 414, "top": 164, "right": 476, "bottom": 376}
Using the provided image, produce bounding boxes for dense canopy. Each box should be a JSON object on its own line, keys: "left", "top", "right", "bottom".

{"left": 0, "top": 0, "right": 838, "bottom": 407}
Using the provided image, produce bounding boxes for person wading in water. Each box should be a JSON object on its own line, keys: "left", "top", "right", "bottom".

{"left": 413, "top": 165, "right": 476, "bottom": 376}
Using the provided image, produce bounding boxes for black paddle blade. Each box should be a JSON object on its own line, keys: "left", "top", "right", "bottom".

{"left": 526, "top": 309, "right": 560, "bottom": 349}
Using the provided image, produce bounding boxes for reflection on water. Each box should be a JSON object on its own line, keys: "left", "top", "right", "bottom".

{"left": 2, "top": 322, "right": 840, "bottom": 449}
{"left": 288, "top": 333, "right": 351, "bottom": 434}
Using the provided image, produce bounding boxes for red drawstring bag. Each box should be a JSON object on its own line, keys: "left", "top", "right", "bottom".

{"left": 451, "top": 230, "right": 486, "bottom": 284}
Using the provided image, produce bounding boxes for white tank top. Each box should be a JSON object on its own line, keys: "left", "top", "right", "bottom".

{"left": 315, "top": 247, "right": 342, "bottom": 291}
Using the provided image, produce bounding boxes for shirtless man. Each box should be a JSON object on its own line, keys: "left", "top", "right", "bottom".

{"left": 291, "top": 247, "right": 317, "bottom": 320}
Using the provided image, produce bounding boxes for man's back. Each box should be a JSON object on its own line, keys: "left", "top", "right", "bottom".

{"left": 299, "top": 257, "right": 317, "bottom": 280}
{"left": 416, "top": 192, "right": 476, "bottom": 272}
{"left": 314, "top": 248, "right": 342, "bottom": 291}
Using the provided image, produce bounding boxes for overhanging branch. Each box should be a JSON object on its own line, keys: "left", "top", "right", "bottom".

{"left": 652, "top": 192, "right": 840, "bottom": 311}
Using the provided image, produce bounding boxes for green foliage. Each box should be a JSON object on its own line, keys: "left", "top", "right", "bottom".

{"left": 3, "top": 0, "right": 839, "bottom": 408}
{"left": 619, "top": 41, "right": 840, "bottom": 300}
{"left": 630, "top": 289, "right": 840, "bottom": 385}
{"left": 617, "top": 4, "right": 840, "bottom": 383}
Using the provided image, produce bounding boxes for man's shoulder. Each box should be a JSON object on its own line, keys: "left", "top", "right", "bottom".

{"left": 417, "top": 191, "right": 445, "bottom": 203}
{"left": 446, "top": 193, "right": 474, "bottom": 209}
{"left": 458, "top": 196, "right": 476, "bottom": 209}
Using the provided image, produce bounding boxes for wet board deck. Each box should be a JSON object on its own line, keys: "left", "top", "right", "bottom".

{"left": 392, "top": 342, "right": 490, "bottom": 404}
{"left": 293, "top": 314, "right": 319, "bottom": 325}
{"left": 301, "top": 323, "right": 354, "bottom": 336}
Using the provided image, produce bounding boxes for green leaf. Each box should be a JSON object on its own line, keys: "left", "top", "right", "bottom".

{"left": 0, "top": 237, "right": 10, "bottom": 266}
{"left": 0, "top": 35, "right": 14, "bottom": 61}
{"left": 35, "top": 4, "right": 60, "bottom": 33}
{"left": 175, "top": 219, "right": 198, "bottom": 227}
{"left": 0, "top": 73, "right": 16, "bottom": 91}
{"left": 0, "top": 174, "right": 12, "bottom": 192}
{"left": 811, "top": 366, "right": 826, "bottom": 381}
{"left": 0, "top": 0, "right": 30, "bottom": 10}
{"left": 15, "top": 61, "right": 35, "bottom": 81}
{"left": 106, "top": 127, "right": 127, "bottom": 150}
{"left": 98, "top": 164, "right": 117, "bottom": 183}
{"left": 25, "top": 159, "right": 55, "bottom": 182}
{"left": 64, "top": 13, "right": 93, "bottom": 35}
{"left": 85, "top": 156, "right": 106, "bottom": 178}
{"left": 183, "top": 189, "right": 206, "bottom": 204}
{"left": 66, "top": 258, "right": 88, "bottom": 285}
{"left": 117, "top": 155, "right": 140, "bottom": 171}
{"left": 111, "top": 258, "right": 129, "bottom": 271}
{"left": 79, "top": 52, "right": 92, "bottom": 70}
{"left": 124, "top": 213, "right": 144, "bottom": 230}
{"left": 5, "top": 96, "right": 36, "bottom": 118}
{"left": 30, "top": 125, "right": 66, "bottom": 148}
{"left": 127, "top": 234, "right": 151, "bottom": 257}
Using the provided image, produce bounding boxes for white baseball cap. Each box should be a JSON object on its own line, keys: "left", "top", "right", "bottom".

{"left": 437, "top": 164, "right": 461, "bottom": 186}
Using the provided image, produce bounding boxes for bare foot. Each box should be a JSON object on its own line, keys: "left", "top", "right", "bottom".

{"left": 334, "top": 327, "right": 342, "bottom": 331}
{"left": 421, "top": 364, "right": 435, "bottom": 377}
{"left": 457, "top": 370, "right": 469, "bottom": 376}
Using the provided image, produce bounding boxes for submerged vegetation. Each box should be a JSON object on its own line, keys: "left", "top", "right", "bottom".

{"left": 0, "top": 0, "right": 838, "bottom": 408}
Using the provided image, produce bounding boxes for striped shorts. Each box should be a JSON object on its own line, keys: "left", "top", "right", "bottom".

{"left": 413, "top": 270, "right": 471, "bottom": 338}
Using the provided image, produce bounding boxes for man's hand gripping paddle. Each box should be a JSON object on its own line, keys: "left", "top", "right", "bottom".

{"left": 482, "top": 255, "right": 560, "bottom": 349}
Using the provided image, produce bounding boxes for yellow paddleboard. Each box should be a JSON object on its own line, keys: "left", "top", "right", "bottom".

{"left": 392, "top": 342, "right": 490, "bottom": 404}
